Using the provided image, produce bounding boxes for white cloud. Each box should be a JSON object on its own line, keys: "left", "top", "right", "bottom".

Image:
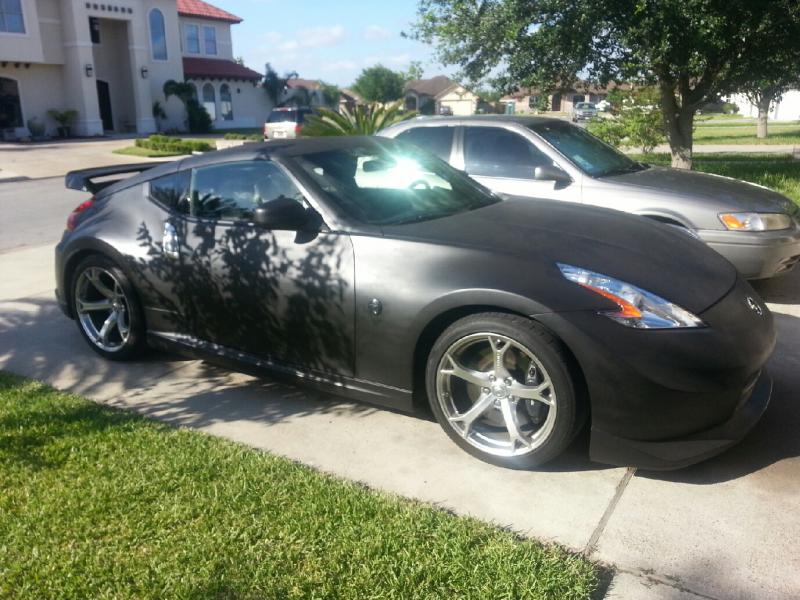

{"left": 363, "top": 25, "right": 393, "bottom": 41}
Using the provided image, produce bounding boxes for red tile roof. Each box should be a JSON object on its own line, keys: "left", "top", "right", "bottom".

{"left": 183, "top": 57, "right": 261, "bottom": 81}
{"left": 176, "top": 0, "right": 242, "bottom": 23}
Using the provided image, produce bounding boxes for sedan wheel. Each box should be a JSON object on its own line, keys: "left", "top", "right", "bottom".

{"left": 427, "top": 313, "right": 581, "bottom": 468}
{"left": 72, "top": 256, "right": 145, "bottom": 360}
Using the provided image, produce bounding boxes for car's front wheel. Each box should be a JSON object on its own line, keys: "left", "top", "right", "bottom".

{"left": 71, "top": 255, "right": 146, "bottom": 360}
{"left": 426, "top": 313, "right": 582, "bottom": 469}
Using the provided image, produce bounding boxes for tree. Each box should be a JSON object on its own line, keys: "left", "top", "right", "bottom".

{"left": 301, "top": 102, "right": 417, "bottom": 136}
{"left": 262, "top": 63, "right": 299, "bottom": 107}
{"left": 163, "top": 80, "right": 212, "bottom": 133}
{"left": 317, "top": 81, "right": 341, "bottom": 108}
{"left": 587, "top": 87, "right": 665, "bottom": 154}
{"left": 403, "top": 60, "right": 425, "bottom": 82}
{"left": 410, "top": 0, "right": 800, "bottom": 169}
{"left": 352, "top": 65, "right": 406, "bottom": 104}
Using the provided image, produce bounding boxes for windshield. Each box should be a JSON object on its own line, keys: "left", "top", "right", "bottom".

{"left": 530, "top": 120, "right": 645, "bottom": 178}
{"left": 292, "top": 141, "right": 500, "bottom": 225}
{"left": 268, "top": 109, "right": 309, "bottom": 124}
{"left": 576, "top": 103, "right": 595, "bottom": 109}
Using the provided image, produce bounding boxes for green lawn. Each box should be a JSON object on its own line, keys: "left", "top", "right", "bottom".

{"left": 0, "top": 373, "right": 600, "bottom": 600}
{"left": 112, "top": 146, "right": 187, "bottom": 158}
{"left": 694, "top": 122, "right": 800, "bottom": 145}
{"left": 631, "top": 152, "right": 800, "bottom": 206}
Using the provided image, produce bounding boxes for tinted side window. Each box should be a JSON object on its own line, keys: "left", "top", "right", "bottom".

{"left": 464, "top": 127, "right": 550, "bottom": 179}
{"left": 149, "top": 171, "right": 190, "bottom": 213}
{"left": 189, "top": 161, "right": 304, "bottom": 221}
{"left": 394, "top": 127, "right": 454, "bottom": 161}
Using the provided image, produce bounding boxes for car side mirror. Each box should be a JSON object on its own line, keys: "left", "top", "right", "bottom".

{"left": 254, "top": 197, "right": 310, "bottom": 230}
{"left": 534, "top": 164, "right": 571, "bottom": 183}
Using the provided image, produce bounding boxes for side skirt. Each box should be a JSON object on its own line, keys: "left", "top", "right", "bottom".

{"left": 147, "top": 331, "right": 415, "bottom": 412}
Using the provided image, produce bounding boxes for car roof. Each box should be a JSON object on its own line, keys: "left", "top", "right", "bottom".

{"left": 390, "top": 115, "right": 557, "bottom": 127}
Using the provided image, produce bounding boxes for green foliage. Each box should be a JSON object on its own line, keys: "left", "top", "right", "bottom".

{"left": 223, "top": 132, "right": 262, "bottom": 140}
{"left": 26, "top": 117, "right": 45, "bottom": 137}
{"left": 162, "top": 80, "right": 195, "bottom": 105}
{"left": 263, "top": 63, "right": 299, "bottom": 106}
{"left": 152, "top": 101, "right": 167, "bottom": 121}
{"left": 587, "top": 87, "right": 665, "bottom": 154}
{"left": 352, "top": 65, "right": 406, "bottom": 103}
{"left": 0, "top": 373, "right": 601, "bottom": 599}
{"left": 410, "top": 0, "right": 800, "bottom": 167}
{"left": 318, "top": 80, "right": 341, "bottom": 107}
{"left": 403, "top": 60, "right": 425, "bottom": 82}
{"left": 185, "top": 99, "right": 213, "bottom": 133}
{"left": 46, "top": 109, "right": 78, "bottom": 127}
{"left": 301, "top": 102, "right": 417, "bottom": 137}
{"left": 134, "top": 134, "right": 212, "bottom": 154}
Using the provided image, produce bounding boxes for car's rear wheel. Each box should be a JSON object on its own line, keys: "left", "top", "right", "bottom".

{"left": 72, "top": 255, "right": 146, "bottom": 360}
{"left": 426, "top": 313, "right": 581, "bottom": 469}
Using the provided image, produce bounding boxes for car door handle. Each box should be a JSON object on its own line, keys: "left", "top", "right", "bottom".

{"left": 163, "top": 222, "right": 180, "bottom": 259}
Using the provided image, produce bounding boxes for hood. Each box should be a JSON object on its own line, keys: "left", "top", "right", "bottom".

{"left": 605, "top": 166, "right": 796, "bottom": 214}
{"left": 381, "top": 198, "right": 737, "bottom": 314}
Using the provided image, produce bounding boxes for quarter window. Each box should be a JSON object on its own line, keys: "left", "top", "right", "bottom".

{"left": 189, "top": 161, "right": 305, "bottom": 222}
{"left": 394, "top": 127, "right": 454, "bottom": 162}
{"left": 185, "top": 24, "right": 199, "bottom": 54}
{"left": 0, "top": 0, "right": 24, "bottom": 33}
{"left": 220, "top": 84, "right": 233, "bottom": 121}
{"left": 203, "top": 26, "right": 217, "bottom": 55}
{"left": 149, "top": 9, "right": 168, "bottom": 60}
{"left": 148, "top": 171, "right": 191, "bottom": 214}
{"left": 464, "top": 127, "right": 550, "bottom": 179}
{"left": 202, "top": 83, "right": 216, "bottom": 120}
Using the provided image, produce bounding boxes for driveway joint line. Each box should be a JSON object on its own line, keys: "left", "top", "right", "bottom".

{"left": 585, "top": 466, "right": 635, "bottom": 556}
{"left": 609, "top": 566, "right": 724, "bottom": 600}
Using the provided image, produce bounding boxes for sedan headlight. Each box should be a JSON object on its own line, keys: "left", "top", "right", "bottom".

{"left": 719, "top": 212, "right": 792, "bottom": 231}
{"left": 558, "top": 264, "right": 705, "bottom": 329}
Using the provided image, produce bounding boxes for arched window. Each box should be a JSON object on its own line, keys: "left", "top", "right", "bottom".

{"left": 220, "top": 84, "right": 233, "bottom": 121}
{"left": 149, "top": 9, "right": 167, "bottom": 60}
{"left": 0, "top": 77, "right": 23, "bottom": 128}
{"left": 202, "top": 83, "right": 216, "bottom": 120}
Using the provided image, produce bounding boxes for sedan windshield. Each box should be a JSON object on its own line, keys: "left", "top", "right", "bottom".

{"left": 530, "top": 120, "right": 646, "bottom": 178}
{"left": 291, "top": 141, "right": 500, "bottom": 225}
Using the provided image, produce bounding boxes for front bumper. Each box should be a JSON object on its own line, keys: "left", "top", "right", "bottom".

{"left": 698, "top": 225, "right": 800, "bottom": 279}
{"left": 589, "top": 369, "right": 772, "bottom": 470}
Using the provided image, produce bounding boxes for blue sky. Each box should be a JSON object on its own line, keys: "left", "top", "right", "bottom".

{"left": 218, "top": 0, "right": 446, "bottom": 87}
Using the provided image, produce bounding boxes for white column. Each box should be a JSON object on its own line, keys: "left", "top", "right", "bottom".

{"left": 60, "top": 1, "right": 103, "bottom": 136}
{"left": 127, "top": 20, "right": 156, "bottom": 134}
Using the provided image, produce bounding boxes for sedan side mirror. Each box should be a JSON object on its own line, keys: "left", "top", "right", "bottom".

{"left": 534, "top": 164, "right": 571, "bottom": 183}
{"left": 254, "top": 197, "right": 310, "bottom": 230}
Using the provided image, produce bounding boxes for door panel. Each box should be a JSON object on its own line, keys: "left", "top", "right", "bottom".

{"left": 177, "top": 160, "right": 356, "bottom": 376}
{"left": 96, "top": 80, "right": 113, "bottom": 131}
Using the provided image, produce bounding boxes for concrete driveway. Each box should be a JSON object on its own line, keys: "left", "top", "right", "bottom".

{"left": 1, "top": 177, "right": 798, "bottom": 600}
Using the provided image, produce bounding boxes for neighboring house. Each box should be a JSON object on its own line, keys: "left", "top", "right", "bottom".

{"left": 281, "top": 78, "right": 330, "bottom": 108}
{"left": 0, "top": 0, "right": 266, "bottom": 139}
{"left": 339, "top": 88, "right": 363, "bottom": 113}
{"left": 501, "top": 82, "right": 628, "bottom": 114}
{"left": 725, "top": 91, "right": 800, "bottom": 121}
{"left": 405, "top": 76, "right": 480, "bottom": 116}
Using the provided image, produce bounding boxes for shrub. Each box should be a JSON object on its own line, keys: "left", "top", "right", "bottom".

{"left": 26, "top": 117, "right": 46, "bottom": 137}
{"left": 135, "top": 135, "right": 212, "bottom": 154}
{"left": 223, "top": 132, "right": 262, "bottom": 140}
{"left": 186, "top": 99, "right": 213, "bottom": 133}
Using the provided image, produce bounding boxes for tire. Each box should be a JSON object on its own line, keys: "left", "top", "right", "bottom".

{"left": 425, "top": 312, "right": 582, "bottom": 469}
{"left": 71, "top": 254, "right": 147, "bottom": 361}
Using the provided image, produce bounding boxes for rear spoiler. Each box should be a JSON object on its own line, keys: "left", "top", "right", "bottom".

{"left": 65, "top": 162, "right": 165, "bottom": 194}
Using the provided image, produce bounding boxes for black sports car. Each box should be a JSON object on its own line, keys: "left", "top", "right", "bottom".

{"left": 57, "top": 137, "right": 775, "bottom": 470}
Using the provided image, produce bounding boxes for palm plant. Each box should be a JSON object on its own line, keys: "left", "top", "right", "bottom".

{"left": 301, "top": 102, "right": 417, "bottom": 137}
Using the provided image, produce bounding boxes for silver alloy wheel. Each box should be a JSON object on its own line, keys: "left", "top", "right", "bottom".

{"left": 74, "top": 266, "right": 131, "bottom": 353}
{"left": 435, "top": 332, "right": 557, "bottom": 457}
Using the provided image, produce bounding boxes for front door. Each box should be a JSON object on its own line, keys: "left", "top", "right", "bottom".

{"left": 96, "top": 80, "right": 113, "bottom": 131}
{"left": 177, "top": 159, "right": 356, "bottom": 377}
{"left": 462, "top": 126, "right": 580, "bottom": 202}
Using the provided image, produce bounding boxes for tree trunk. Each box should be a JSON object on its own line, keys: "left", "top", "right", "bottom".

{"left": 660, "top": 84, "right": 695, "bottom": 170}
{"left": 757, "top": 96, "right": 771, "bottom": 139}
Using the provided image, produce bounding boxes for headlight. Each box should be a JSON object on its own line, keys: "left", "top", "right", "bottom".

{"left": 719, "top": 212, "right": 792, "bottom": 231}
{"left": 558, "top": 264, "right": 705, "bottom": 329}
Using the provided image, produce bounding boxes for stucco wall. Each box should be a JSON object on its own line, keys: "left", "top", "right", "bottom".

{"left": 186, "top": 78, "right": 272, "bottom": 129}
{"left": 728, "top": 91, "right": 800, "bottom": 121}
{"left": 0, "top": 63, "right": 67, "bottom": 136}
{"left": 92, "top": 19, "right": 136, "bottom": 131}
{"left": 438, "top": 87, "right": 478, "bottom": 116}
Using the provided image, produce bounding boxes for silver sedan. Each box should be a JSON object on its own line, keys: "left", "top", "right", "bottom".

{"left": 379, "top": 116, "right": 800, "bottom": 279}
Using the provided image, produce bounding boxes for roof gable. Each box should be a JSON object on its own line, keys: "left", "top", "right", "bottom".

{"left": 177, "top": 0, "right": 242, "bottom": 23}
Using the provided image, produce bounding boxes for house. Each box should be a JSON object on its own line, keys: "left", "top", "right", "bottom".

{"left": 282, "top": 78, "right": 331, "bottom": 108}
{"left": 0, "top": 0, "right": 267, "bottom": 139}
{"left": 725, "top": 91, "right": 800, "bottom": 121}
{"left": 501, "top": 82, "right": 628, "bottom": 114}
{"left": 404, "top": 76, "right": 479, "bottom": 116}
{"left": 339, "top": 88, "right": 363, "bottom": 113}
